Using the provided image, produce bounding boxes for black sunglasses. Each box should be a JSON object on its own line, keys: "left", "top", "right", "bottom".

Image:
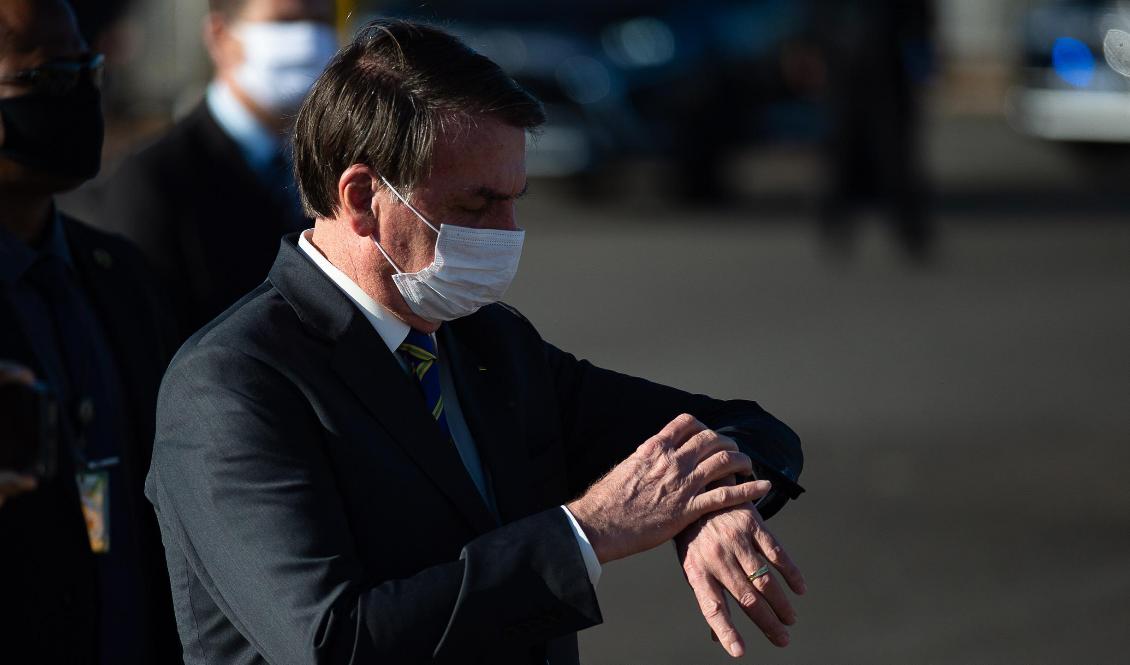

{"left": 0, "top": 53, "right": 105, "bottom": 96}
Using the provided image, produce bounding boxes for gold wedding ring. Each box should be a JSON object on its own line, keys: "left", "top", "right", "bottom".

{"left": 747, "top": 564, "right": 771, "bottom": 583}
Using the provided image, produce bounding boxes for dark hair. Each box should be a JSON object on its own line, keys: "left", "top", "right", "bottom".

{"left": 293, "top": 18, "right": 545, "bottom": 219}
{"left": 0, "top": 0, "right": 75, "bottom": 54}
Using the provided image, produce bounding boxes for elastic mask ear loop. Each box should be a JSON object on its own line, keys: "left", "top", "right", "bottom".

{"left": 371, "top": 234, "right": 404, "bottom": 274}
{"left": 379, "top": 175, "right": 440, "bottom": 234}
{"left": 372, "top": 175, "right": 438, "bottom": 274}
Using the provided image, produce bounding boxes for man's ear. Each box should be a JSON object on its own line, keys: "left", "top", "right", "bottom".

{"left": 202, "top": 13, "right": 240, "bottom": 73}
{"left": 338, "top": 164, "right": 380, "bottom": 238}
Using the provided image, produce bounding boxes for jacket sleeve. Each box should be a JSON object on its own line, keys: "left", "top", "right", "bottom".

{"left": 543, "top": 343, "right": 804, "bottom": 519}
{"left": 148, "top": 343, "right": 601, "bottom": 665}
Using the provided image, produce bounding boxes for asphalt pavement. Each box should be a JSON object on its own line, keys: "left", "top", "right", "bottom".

{"left": 505, "top": 191, "right": 1130, "bottom": 664}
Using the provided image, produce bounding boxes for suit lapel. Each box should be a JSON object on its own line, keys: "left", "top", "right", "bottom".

{"left": 330, "top": 306, "right": 499, "bottom": 535}
{"left": 442, "top": 321, "right": 542, "bottom": 524}
{"left": 271, "top": 237, "right": 500, "bottom": 534}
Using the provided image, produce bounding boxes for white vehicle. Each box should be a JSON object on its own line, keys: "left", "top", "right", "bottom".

{"left": 1010, "top": 0, "right": 1130, "bottom": 143}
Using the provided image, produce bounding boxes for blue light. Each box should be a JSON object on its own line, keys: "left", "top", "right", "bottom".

{"left": 1052, "top": 37, "right": 1095, "bottom": 88}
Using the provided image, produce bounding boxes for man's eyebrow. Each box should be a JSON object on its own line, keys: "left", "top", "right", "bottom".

{"left": 470, "top": 182, "right": 529, "bottom": 201}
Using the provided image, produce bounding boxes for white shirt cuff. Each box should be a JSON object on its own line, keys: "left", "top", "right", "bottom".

{"left": 560, "top": 505, "right": 601, "bottom": 587}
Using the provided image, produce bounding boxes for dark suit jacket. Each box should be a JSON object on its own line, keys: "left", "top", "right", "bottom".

{"left": 0, "top": 216, "right": 181, "bottom": 664}
{"left": 93, "top": 102, "right": 305, "bottom": 340}
{"left": 147, "top": 234, "right": 803, "bottom": 665}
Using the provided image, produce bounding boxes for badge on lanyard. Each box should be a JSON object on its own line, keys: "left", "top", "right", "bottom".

{"left": 76, "top": 456, "right": 117, "bottom": 554}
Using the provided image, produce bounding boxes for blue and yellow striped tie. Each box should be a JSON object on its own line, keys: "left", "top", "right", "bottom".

{"left": 398, "top": 329, "right": 451, "bottom": 439}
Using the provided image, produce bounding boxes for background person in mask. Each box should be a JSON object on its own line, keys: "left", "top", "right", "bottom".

{"left": 147, "top": 19, "right": 806, "bottom": 665}
{"left": 93, "top": 0, "right": 337, "bottom": 338}
{"left": 0, "top": 1, "right": 180, "bottom": 662}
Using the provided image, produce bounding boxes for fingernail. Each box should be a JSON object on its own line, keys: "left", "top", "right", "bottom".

{"left": 729, "top": 641, "right": 743, "bottom": 657}
{"left": 799, "top": 580, "right": 808, "bottom": 594}
{"left": 776, "top": 632, "right": 790, "bottom": 647}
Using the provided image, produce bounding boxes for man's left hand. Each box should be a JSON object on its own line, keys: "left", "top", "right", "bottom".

{"left": 675, "top": 498, "right": 806, "bottom": 658}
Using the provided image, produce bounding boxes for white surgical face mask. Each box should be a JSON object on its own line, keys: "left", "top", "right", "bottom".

{"left": 372, "top": 176, "right": 525, "bottom": 323}
{"left": 232, "top": 21, "right": 338, "bottom": 114}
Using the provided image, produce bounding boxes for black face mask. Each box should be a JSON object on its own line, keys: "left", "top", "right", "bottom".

{"left": 0, "top": 79, "right": 104, "bottom": 181}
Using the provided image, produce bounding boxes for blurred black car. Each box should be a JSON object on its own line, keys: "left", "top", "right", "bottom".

{"left": 366, "top": 0, "right": 824, "bottom": 191}
{"left": 367, "top": 1, "right": 649, "bottom": 179}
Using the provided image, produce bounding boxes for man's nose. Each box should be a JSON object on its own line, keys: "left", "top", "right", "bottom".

{"left": 487, "top": 203, "right": 519, "bottom": 231}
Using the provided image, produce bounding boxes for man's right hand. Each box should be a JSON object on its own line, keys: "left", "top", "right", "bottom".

{"left": 566, "top": 414, "right": 771, "bottom": 564}
{"left": 0, "top": 361, "right": 39, "bottom": 509}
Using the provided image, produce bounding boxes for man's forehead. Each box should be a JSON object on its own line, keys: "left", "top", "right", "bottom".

{"left": 453, "top": 182, "right": 529, "bottom": 201}
{"left": 426, "top": 118, "right": 527, "bottom": 193}
{"left": 430, "top": 166, "right": 528, "bottom": 202}
{"left": 0, "top": 1, "right": 85, "bottom": 66}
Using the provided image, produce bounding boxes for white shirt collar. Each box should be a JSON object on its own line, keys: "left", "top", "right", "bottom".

{"left": 297, "top": 229, "right": 410, "bottom": 352}
{"left": 205, "top": 80, "right": 281, "bottom": 174}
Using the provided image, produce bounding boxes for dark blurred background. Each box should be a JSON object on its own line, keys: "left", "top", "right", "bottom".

{"left": 62, "top": 0, "right": 1130, "bottom": 662}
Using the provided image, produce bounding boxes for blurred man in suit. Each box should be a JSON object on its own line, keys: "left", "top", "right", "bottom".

{"left": 813, "top": 0, "right": 936, "bottom": 261}
{"left": 0, "top": 1, "right": 179, "bottom": 662}
{"left": 147, "top": 20, "right": 808, "bottom": 664}
{"left": 95, "top": 0, "right": 337, "bottom": 337}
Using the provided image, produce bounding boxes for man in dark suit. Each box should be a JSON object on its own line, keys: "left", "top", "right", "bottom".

{"left": 93, "top": 0, "right": 337, "bottom": 337}
{"left": 0, "top": 1, "right": 179, "bottom": 662}
{"left": 148, "top": 19, "right": 807, "bottom": 664}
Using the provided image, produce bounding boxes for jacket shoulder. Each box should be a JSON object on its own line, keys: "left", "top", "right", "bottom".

{"left": 61, "top": 214, "right": 151, "bottom": 272}
{"left": 476, "top": 302, "right": 538, "bottom": 334}
{"left": 136, "top": 104, "right": 211, "bottom": 156}
{"left": 108, "top": 104, "right": 213, "bottom": 182}
{"left": 171, "top": 281, "right": 301, "bottom": 366}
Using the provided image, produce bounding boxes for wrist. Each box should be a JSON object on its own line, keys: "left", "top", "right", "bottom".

{"left": 565, "top": 497, "right": 615, "bottom": 564}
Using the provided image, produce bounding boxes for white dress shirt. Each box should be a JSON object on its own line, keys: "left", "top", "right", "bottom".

{"left": 205, "top": 80, "right": 280, "bottom": 175}
{"left": 297, "top": 230, "right": 601, "bottom": 586}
